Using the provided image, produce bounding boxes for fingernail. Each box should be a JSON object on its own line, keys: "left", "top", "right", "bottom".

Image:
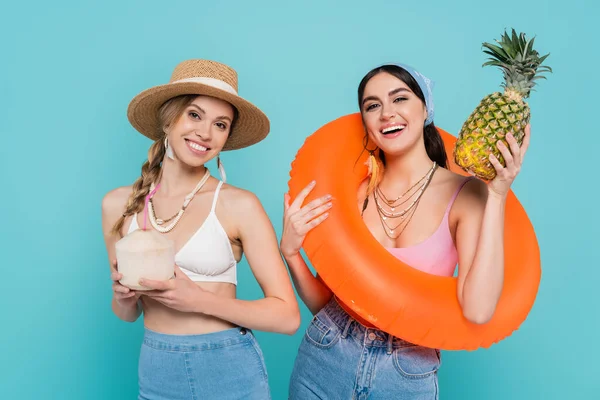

{"left": 139, "top": 279, "right": 145, "bottom": 285}
{"left": 325, "top": 194, "right": 332, "bottom": 200}
{"left": 311, "top": 180, "right": 316, "bottom": 185}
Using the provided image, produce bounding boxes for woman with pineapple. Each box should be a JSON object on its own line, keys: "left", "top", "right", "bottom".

{"left": 283, "top": 30, "right": 547, "bottom": 399}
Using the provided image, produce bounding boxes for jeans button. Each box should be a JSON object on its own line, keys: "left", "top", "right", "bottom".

{"left": 240, "top": 328, "right": 247, "bottom": 335}
{"left": 368, "top": 332, "right": 376, "bottom": 341}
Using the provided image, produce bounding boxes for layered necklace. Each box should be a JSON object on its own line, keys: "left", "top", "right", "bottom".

{"left": 147, "top": 168, "right": 211, "bottom": 233}
{"left": 373, "top": 161, "right": 437, "bottom": 239}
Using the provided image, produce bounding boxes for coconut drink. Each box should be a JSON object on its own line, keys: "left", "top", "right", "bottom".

{"left": 115, "top": 228, "right": 175, "bottom": 290}
{"left": 115, "top": 184, "right": 178, "bottom": 291}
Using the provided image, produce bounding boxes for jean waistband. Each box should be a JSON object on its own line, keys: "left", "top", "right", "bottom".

{"left": 323, "top": 297, "right": 419, "bottom": 351}
{"left": 142, "top": 326, "right": 253, "bottom": 352}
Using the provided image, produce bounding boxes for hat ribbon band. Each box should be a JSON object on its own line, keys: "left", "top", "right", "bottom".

{"left": 171, "top": 77, "right": 238, "bottom": 96}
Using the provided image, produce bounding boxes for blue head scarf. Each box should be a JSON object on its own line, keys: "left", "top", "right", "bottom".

{"left": 374, "top": 62, "right": 435, "bottom": 126}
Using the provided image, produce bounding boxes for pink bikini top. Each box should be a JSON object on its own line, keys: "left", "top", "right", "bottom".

{"left": 380, "top": 177, "right": 474, "bottom": 277}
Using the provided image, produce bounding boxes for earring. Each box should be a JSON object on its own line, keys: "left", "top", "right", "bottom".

{"left": 217, "top": 155, "right": 227, "bottom": 183}
{"left": 164, "top": 137, "right": 175, "bottom": 160}
{"left": 367, "top": 150, "right": 374, "bottom": 175}
{"left": 367, "top": 149, "right": 380, "bottom": 177}
{"left": 365, "top": 148, "right": 383, "bottom": 196}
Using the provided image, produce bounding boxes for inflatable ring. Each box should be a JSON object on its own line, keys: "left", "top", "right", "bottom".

{"left": 287, "top": 113, "right": 541, "bottom": 351}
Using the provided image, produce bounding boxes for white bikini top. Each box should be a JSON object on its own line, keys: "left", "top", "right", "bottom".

{"left": 127, "top": 181, "right": 237, "bottom": 285}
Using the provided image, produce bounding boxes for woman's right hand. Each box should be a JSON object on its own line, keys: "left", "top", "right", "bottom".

{"left": 110, "top": 259, "right": 141, "bottom": 308}
{"left": 281, "top": 180, "right": 333, "bottom": 259}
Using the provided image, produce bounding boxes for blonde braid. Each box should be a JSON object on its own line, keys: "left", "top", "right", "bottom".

{"left": 111, "top": 94, "right": 199, "bottom": 237}
{"left": 111, "top": 139, "right": 166, "bottom": 237}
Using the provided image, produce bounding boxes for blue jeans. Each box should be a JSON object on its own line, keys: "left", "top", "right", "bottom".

{"left": 289, "top": 297, "right": 441, "bottom": 399}
{"left": 138, "top": 327, "right": 271, "bottom": 400}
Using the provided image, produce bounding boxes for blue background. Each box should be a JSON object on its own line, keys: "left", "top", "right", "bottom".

{"left": 1, "top": 0, "right": 598, "bottom": 399}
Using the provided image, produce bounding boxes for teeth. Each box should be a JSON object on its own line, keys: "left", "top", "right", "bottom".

{"left": 188, "top": 141, "right": 207, "bottom": 151}
{"left": 382, "top": 125, "right": 406, "bottom": 134}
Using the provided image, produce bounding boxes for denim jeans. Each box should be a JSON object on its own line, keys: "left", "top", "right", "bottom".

{"left": 138, "top": 327, "right": 271, "bottom": 400}
{"left": 289, "top": 297, "right": 441, "bottom": 399}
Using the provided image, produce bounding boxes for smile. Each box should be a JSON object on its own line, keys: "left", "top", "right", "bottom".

{"left": 380, "top": 124, "right": 406, "bottom": 135}
{"left": 185, "top": 139, "right": 210, "bottom": 154}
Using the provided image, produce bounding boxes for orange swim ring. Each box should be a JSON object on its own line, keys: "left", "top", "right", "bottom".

{"left": 287, "top": 113, "right": 541, "bottom": 351}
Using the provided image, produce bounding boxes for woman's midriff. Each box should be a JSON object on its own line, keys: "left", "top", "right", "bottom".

{"left": 140, "top": 282, "right": 238, "bottom": 335}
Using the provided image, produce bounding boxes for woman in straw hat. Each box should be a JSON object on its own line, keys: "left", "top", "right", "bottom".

{"left": 101, "top": 59, "right": 299, "bottom": 399}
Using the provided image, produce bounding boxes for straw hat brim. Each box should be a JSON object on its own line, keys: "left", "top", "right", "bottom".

{"left": 127, "top": 82, "right": 270, "bottom": 151}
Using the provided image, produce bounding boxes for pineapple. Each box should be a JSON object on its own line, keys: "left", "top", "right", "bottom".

{"left": 453, "top": 29, "right": 551, "bottom": 180}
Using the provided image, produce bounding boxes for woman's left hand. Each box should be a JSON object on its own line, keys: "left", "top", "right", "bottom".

{"left": 140, "top": 265, "right": 208, "bottom": 313}
{"left": 487, "top": 124, "right": 531, "bottom": 198}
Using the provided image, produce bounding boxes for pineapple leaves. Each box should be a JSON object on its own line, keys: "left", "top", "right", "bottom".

{"left": 499, "top": 40, "right": 517, "bottom": 59}
{"left": 538, "top": 54, "right": 550, "bottom": 64}
{"left": 523, "top": 37, "right": 534, "bottom": 58}
{"left": 482, "top": 29, "right": 552, "bottom": 94}
{"left": 482, "top": 43, "right": 509, "bottom": 58}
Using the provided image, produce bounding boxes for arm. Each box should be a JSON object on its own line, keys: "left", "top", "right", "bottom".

{"left": 280, "top": 181, "right": 334, "bottom": 315}
{"left": 455, "top": 180, "right": 503, "bottom": 324}
{"left": 198, "top": 191, "right": 301, "bottom": 335}
{"left": 101, "top": 187, "right": 143, "bottom": 323}
{"left": 456, "top": 127, "right": 531, "bottom": 324}
{"left": 284, "top": 254, "right": 333, "bottom": 315}
{"left": 140, "top": 190, "right": 301, "bottom": 335}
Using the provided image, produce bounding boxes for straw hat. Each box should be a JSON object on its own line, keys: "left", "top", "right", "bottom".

{"left": 127, "top": 59, "right": 270, "bottom": 151}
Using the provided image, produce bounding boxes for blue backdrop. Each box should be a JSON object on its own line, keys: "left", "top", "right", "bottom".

{"left": 2, "top": 0, "right": 598, "bottom": 398}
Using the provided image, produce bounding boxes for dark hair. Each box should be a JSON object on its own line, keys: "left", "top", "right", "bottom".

{"left": 357, "top": 65, "right": 448, "bottom": 169}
